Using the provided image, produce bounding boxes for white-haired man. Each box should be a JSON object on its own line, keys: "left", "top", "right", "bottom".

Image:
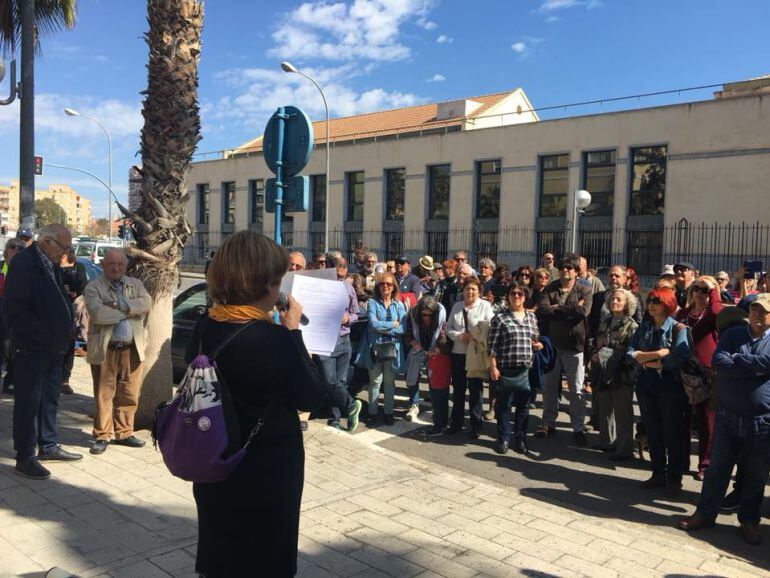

{"left": 84, "top": 248, "right": 151, "bottom": 455}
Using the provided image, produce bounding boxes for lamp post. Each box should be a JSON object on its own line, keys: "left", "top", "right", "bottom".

{"left": 47, "top": 163, "right": 120, "bottom": 237}
{"left": 280, "top": 61, "right": 330, "bottom": 252}
{"left": 571, "top": 189, "right": 592, "bottom": 254}
{"left": 64, "top": 108, "right": 113, "bottom": 237}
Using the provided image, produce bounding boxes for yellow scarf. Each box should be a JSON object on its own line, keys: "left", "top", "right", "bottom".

{"left": 208, "top": 303, "right": 273, "bottom": 323}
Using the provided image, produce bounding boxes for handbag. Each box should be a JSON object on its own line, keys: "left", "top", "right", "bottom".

{"left": 152, "top": 320, "right": 277, "bottom": 484}
{"left": 370, "top": 303, "right": 398, "bottom": 363}
{"left": 495, "top": 367, "right": 531, "bottom": 395}
{"left": 672, "top": 322, "right": 711, "bottom": 405}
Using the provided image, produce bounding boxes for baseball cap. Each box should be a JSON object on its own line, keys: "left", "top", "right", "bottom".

{"left": 395, "top": 255, "right": 409, "bottom": 264}
{"left": 16, "top": 228, "right": 33, "bottom": 240}
{"left": 750, "top": 293, "right": 770, "bottom": 313}
{"left": 674, "top": 261, "right": 696, "bottom": 272}
{"left": 660, "top": 264, "right": 675, "bottom": 277}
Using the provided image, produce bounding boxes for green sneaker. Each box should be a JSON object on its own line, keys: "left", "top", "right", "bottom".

{"left": 347, "top": 399, "right": 362, "bottom": 433}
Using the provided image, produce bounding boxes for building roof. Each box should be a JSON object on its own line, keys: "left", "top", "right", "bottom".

{"left": 232, "top": 89, "right": 523, "bottom": 154}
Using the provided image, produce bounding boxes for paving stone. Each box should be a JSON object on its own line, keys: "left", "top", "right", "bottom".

{"left": 299, "top": 536, "right": 370, "bottom": 576}
{"left": 108, "top": 559, "right": 172, "bottom": 577}
{"left": 401, "top": 547, "right": 478, "bottom": 578}
{"left": 148, "top": 549, "right": 197, "bottom": 577}
{"left": 345, "top": 525, "right": 419, "bottom": 556}
{"left": 503, "top": 551, "right": 585, "bottom": 578}
{"left": 349, "top": 545, "right": 424, "bottom": 577}
{"left": 444, "top": 529, "right": 516, "bottom": 561}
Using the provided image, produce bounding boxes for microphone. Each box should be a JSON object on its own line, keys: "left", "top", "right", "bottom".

{"left": 277, "top": 292, "right": 309, "bottom": 326}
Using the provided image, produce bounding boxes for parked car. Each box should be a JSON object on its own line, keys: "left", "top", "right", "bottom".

{"left": 93, "top": 241, "right": 123, "bottom": 265}
{"left": 77, "top": 256, "right": 102, "bottom": 283}
{"left": 170, "top": 281, "right": 369, "bottom": 383}
{"left": 75, "top": 241, "right": 96, "bottom": 260}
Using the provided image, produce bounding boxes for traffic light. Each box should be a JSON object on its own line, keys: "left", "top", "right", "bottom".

{"left": 0, "top": 225, "right": 7, "bottom": 236}
{"left": 118, "top": 224, "right": 126, "bottom": 239}
{"left": 33, "top": 155, "right": 43, "bottom": 176}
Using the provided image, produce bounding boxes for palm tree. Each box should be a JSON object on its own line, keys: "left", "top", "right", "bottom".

{"left": 0, "top": 0, "right": 76, "bottom": 52}
{"left": 121, "top": 0, "right": 203, "bottom": 425}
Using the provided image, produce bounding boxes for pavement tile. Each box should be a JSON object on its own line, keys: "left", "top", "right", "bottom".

{"left": 392, "top": 511, "right": 456, "bottom": 538}
{"left": 654, "top": 559, "right": 710, "bottom": 576}
{"left": 401, "top": 547, "right": 478, "bottom": 578}
{"left": 299, "top": 536, "right": 371, "bottom": 576}
{"left": 348, "top": 545, "right": 424, "bottom": 577}
{"left": 553, "top": 553, "right": 618, "bottom": 578}
{"left": 490, "top": 533, "right": 563, "bottom": 564}
{"left": 302, "top": 522, "right": 365, "bottom": 555}
{"left": 698, "top": 559, "right": 770, "bottom": 578}
{"left": 108, "top": 559, "right": 172, "bottom": 577}
{"left": 604, "top": 557, "right": 660, "bottom": 578}
{"left": 435, "top": 512, "right": 501, "bottom": 540}
{"left": 444, "top": 529, "right": 516, "bottom": 561}
{"left": 346, "top": 526, "right": 419, "bottom": 556}
{"left": 453, "top": 550, "right": 530, "bottom": 578}
{"left": 148, "top": 549, "right": 197, "bottom": 577}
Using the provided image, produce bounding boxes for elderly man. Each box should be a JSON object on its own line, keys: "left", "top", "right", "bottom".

{"left": 289, "top": 251, "right": 306, "bottom": 272}
{"left": 395, "top": 255, "right": 422, "bottom": 299}
{"left": 674, "top": 261, "right": 697, "bottom": 308}
{"left": 3, "top": 224, "right": 81, "bottom": 479}
{"left": 84, "top": 249, "right": 151, "bottom": 455}
{"left": 541, "top": 252, "right": 559, "bottom": 281}
{"left": 715, "top": 271, "right": 733, "bottom": 304}
{"left": 679, "top": 294, "right": 770, "bottom": 546}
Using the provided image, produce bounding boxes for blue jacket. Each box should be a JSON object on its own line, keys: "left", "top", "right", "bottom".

{"left": 529, "top": 335, "right": 556, "bottom": 392}
{"left": 353, "top": 298, "right": 407, "bottom": 373}
{"left": 626, "top": 316, "right": 691, "bottom": 383}
{"left": 712, "top": 325, "right": 770, "bottom": 417}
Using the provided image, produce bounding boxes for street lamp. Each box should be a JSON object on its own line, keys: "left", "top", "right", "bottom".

{"left": 64, "top": 108, "right": 113, "bottom": 238}
{"left": 280, "top": 61, "right": 331, "bottom": 252}
{"left": 571, "top": 189, "right": 592, "bottom": 253}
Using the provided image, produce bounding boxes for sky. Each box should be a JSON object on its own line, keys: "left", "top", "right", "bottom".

{"left": 0, "top": 0, "right": 768, "bottom": 220}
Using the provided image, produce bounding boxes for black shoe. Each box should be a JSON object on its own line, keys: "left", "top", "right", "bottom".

{"left": 38, "top": 446, "right": 83, "bottom": 461}
{"left": 364, "top": 413, "right": 378, "bottom": 426}
{"left": 721, "top": 490, "right": 741, "bottom": 512}
{"left": 572, "top": 431, "right": 587, "bottom": 447}
{"left": 640, "top": 475, "right": 667, "bottom": 489}
{"left": 15, "top": 457, "right": 51, "bottom": 480}
{"left": 427, "top": 427, "right": 445, "bottom": 438}
{"left": 113, "top": 435, "right": 145, "bottom": 448}
{"left": 384, "top": 414, "right": 395, "bottom": 426}
{"left": 495, "top": 440, "right": 509, "bottom": 454}
{"left": 469, "top": 430, "right": 480, "bottom": 440}
{"left": 446, "top": 426, "right": 461, "bottom": 435}
{"left": 514, "top": 439, "right": 527, "bottom": 454}
{"left": 90, "top": 440, "right": 109, "bottom": 455}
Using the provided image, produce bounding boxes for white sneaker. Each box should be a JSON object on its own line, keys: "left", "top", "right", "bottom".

{"left": 406, "top": 404, "right": 419, "bottom": 421}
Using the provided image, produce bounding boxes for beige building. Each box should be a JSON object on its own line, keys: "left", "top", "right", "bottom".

{"left": 0, "top": 181, "right": 92, "bottom": 233}
{"left": 185, "top": 77, "right": 770, "bottom": 279}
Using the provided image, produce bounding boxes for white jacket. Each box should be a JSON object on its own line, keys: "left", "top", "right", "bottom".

{"left": 446, "top": 298, "right": 494, "bottom": 355}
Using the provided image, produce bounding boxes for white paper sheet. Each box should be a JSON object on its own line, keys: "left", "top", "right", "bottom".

{"left": 288, "top": 275, "right": 349, "bottom": 356}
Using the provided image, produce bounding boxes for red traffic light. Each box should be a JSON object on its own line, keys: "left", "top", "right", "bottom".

{"left": 33, "top": 155, "right": 43, "bottom": 175}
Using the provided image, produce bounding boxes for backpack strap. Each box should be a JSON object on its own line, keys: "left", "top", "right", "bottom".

{"left": 208, "top": 320, "right": 258, "bottom": 360}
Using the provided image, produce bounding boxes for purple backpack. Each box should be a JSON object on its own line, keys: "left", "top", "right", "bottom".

{"left": 152, "top": 321, "right": 272, "bottom": 483}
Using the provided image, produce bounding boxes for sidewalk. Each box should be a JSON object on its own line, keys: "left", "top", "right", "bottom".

{"left": 0, "top": 358, "right": 767, "bottom": 577}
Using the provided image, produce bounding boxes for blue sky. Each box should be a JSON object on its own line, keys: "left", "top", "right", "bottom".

{"left": 0, "top": 0, "right": 768, "bottom": 220}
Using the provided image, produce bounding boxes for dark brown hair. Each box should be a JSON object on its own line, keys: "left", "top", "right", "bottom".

{"left": 207, "top": 231, "right": 289, "bottom": 305}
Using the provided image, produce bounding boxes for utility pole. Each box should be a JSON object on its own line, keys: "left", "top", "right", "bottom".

{"left": 19, "top": 0, "right": 35, "bottom": 232}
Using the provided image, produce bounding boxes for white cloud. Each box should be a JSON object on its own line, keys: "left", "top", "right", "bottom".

{"left": 436, "top": 34, "right": 453, "bottom": 44}
{"left": 538, "top": 0, "right": 602, "bottom": 12}
{"left": 417, "top": 17, "right": 437, "bottom": 30}
{"left": 511, "top": 42, "right": 527, "bottom": 54}
{"left": 511, "top": 37, "right": 543, "bottom": 60}
{"left": 268, "top": 0, "right": 433, "bottom": 62}
{"left": 427, "top": 73, "right": 445, "bottom": 82}
{"left": 48, "top": 41, "right": 109, "bottom": 63}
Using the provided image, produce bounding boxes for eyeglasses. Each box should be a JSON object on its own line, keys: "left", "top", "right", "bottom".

{"left": 544, "top": 256, "right": 554, "bottom": 261}
{"left": 716, "top": 277, "right": 729, "bottom": 282}
{"left": 691, "top": 286, "right": 709, "bottom": 294}
{"left": 509, "top": 291, "right": 525, "bottom": 298}
{"left": 48, "top": 237, "right": 72, "bottom": 252}
{"left": 378, "top": 282, "right": 394, "bottom": 287}
{"left": 647, "top": 297, "right": 662, "bottom": 305}
{"left": 673, "top": 266, "right": 690, "bottom": 273}
{"left": 453, "top": 256, "right": 466, "bottom": 262}
{"left": 317, "top": 259, "right": 326, "bottom": 264}
{"left": 560, "top": 265, "right": 575, "bottom": 271}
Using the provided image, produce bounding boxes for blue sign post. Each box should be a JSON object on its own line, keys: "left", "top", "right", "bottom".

{"left": 263, "top": 106, "right": 313, "bottom": 246}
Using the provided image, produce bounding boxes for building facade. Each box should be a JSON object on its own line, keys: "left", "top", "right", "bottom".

{"left": 0, "top": 181, "right": 92, "bottom": 233}
{"left": 185, "top": 79, "right": 770, "bottom": 278}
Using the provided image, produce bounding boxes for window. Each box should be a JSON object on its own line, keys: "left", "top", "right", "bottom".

{"left": 383, "top": 231, "right": 403, "bottom": 260}
{"left": 249, "top": 179, "right": 264, "bottom": 224}
{"left": 627, "top": 230, "right": 663, "bottom": 276}
{"left": 346, "top": 171, "right": 364, "bottom": 221}
{"left": 475, "top": 160, "right": 501, "bottom": 219}
{"left": 630, "top": 146, "right": 667, "bottom": 216}
{"left": 222, "top": 181, "right": 236, "bottom": 224}
{"left": 582, "top": 151, "right": 615, "bottom": 217}
{"left": 385, "top": 168, "right": 405, "bottom": 220}
{"left": 197, "top": 183, "right": 209, "bottom": 224}
{"left": 428, "top": 164, "right": 450, "bottom": 220}
{"left": 311, "top": 175, "right": 326, "bottom": 222}
{"left": 536, "top": 231, "right": 565, "bottom": 263}
{"left": 539, "top": 154, "right": 569, "bottom": 217}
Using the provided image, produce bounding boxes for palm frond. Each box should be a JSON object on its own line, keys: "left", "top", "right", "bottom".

{"left": 0, "top": 0, "right": 76, "bottom": 53}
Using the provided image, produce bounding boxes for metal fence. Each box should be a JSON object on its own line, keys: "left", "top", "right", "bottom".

{"left": 182, "top": 220, "right": 770, "bottom": 287}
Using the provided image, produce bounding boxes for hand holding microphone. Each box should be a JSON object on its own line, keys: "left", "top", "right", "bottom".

{"left": 277, "top": 292, "right": 309, "bottom": 328}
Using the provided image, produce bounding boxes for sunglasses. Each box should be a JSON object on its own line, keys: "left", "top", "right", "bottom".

{"left": 454, "top": 257, "right": 466, "bottom": 261}
{"left": 716, "top": 277, "right": 729, "bottom": 282}
{"left": 691, "top": 286, "right": 709, "bottom": 294}
{"left": 509, "top": 291, "right": 525, "bottom": 298}
{"left": 545, "top": 257, "right": 554, "bottom": 261}
{"left": 673, "top": 267, "right": 690, "bottom": 273}
{"left": 560, "top": 265, "right": 575, "bottom": 271}
{"left": 518, "top": 273, "right": 531, "bottom": 278}
{"left": 379, "top": 282, "right": 394, "bottom": 287}
{"left": 396, "top": 260, "right": 408, "bottom": 265}
{"left": 647, "top": 297, "right": 662, "bottom": 305}
{"left": 317, "top": 259, "right": 326, "bottom": 264}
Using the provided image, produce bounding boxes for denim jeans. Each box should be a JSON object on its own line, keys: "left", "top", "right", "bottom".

{"left": 495, "top": 378, "right": 531, "bottom": 444}
{"left": 13, "top": 349, "right": 64, "bottom": 459}
{"left": 404, "top": 348, "right": 425, "bottom": 407}
{"left": 450, "top": 353, "right": 483, "bottom": 434}
{"left": 696, "top": 408, "right": 770, "bottom": 524}
{"left": 542, "top": 349, "right": 586, "bottom": 432}
{"left": 318, "top": 335, "right": 354, "bottom": 420}
{"left": 61, "top": 337, "right": 75, "bottom": 383}
{"left": 635, "top": 370, "right": 688, "bottom": 482}
{"left": 368, "top": 362, "right": 397, "bottom": 416}
{"left": 430, "top": 387, "right": 449, "bottom": 430}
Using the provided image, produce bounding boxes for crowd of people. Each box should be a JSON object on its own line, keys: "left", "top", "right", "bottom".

{"left": 1, "top": 224, "right": 768, "bottom": 576}
{"left": 303, "top": 245, "right": 770, "bottom": 547}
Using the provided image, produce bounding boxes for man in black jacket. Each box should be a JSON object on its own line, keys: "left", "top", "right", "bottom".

{"left": 3, "top": 224, "right": 82, "bottom": 480}
{"left": 536, "top": 254, "right": 593, "bottom": 445}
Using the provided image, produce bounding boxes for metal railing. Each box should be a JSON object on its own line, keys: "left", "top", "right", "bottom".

{"left": 182, "top": 220, "right": 770, "bottom": 288}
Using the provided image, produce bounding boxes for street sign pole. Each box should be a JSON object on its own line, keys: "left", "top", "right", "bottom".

{"left": 273, "top": 107, "right": 287, "bottom": 246}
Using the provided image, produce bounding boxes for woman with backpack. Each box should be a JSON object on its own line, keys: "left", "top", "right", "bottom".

{"left": 186, "top": 231, "right": 326, "bottom": 577}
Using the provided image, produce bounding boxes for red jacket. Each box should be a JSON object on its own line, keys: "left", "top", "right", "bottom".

{"left": 674, "top": 285, "right": 723, "bottom": 367}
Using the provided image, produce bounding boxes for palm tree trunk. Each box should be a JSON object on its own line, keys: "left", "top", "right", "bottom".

{"left": 126, "top": 0, "right": 203, "bottom": 427}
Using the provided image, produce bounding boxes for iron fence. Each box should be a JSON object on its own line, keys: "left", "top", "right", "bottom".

{"left": 182, "top": 220, "right": 770, "bottom": 288}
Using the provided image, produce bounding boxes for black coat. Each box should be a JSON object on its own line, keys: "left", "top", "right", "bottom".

{"left": 2, "top": 242, "right": 73, "bottom": 355}
{"left": 536, "top": 280, "right": 593, "bottom": 352}
{"left": 186, "top": 317, "right": 326, "bottom": 577}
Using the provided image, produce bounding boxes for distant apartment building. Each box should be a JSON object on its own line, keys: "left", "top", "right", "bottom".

{"left": 0, "top": 181, "right": 92, "bottom": 233}
{"left": 184, "top": 77, "right": 770, "bottom": 278}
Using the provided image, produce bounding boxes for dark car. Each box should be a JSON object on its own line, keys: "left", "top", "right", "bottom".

{"left": 171, "top": 281, "right": 369, "bottom": 383}
{"left": 78, "top": 256, "right": 102, "bottom": 283}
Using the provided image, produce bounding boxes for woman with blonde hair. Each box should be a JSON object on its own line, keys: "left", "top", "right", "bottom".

{"left": 189, "top": 231, "right": 326, "bottom": 577}
{"left": 591, "top": 288, "right": 638, "bottom": 460}
{"left": 354, "top": 271, "right": 407, "bottom": 425}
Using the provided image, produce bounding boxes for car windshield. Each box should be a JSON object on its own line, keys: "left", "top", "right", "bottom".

{"left": 76, "top": 244, "right": 94, "bottom": 257}
{"left": 174, "top": 286, "right": 208, "bottom": 321}
{"left": 97, "top": 245, "right": 119, "bottom": 256}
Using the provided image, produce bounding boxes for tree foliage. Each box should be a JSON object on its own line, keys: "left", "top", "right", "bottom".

{"left": 0, "top": 0, "right": 77, "bottom": 52}
{"left": 34, "top": 197, "right": 67, "bottom": 228}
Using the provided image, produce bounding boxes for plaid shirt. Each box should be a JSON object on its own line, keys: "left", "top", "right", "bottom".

{"left": 487, "top": 309, "right": 539, "bottom": 368}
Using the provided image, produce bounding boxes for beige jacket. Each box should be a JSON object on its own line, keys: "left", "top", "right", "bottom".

{"left": 84, "top": 274, "right": 152, "bottom": 365}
